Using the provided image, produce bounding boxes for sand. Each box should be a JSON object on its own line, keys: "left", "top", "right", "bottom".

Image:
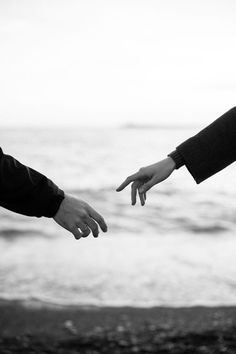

{"left": 0, "top": 300, "right": 236, "bottom": 353}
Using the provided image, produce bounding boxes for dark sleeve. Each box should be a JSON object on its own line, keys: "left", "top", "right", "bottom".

{"left": 0, "top": 148, "right": 65, "bottom": 217}
{"left": 169, "top": 107, "right": 236, "bottom": 184}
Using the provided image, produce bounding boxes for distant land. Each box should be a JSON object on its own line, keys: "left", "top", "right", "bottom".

{"left": 121, "top": 123, "right": 201, "bottom": 130}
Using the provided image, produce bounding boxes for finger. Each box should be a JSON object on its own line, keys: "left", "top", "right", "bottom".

{"left": 116, "top": 172, "right": 139, "bottom": 192}
{"left": 131, "top": 181, "right": 141, "bottom": 205}
{"left": 138, "top": 188, "right": 145, "bottom": 206}
{"left": 85, "top": 217, "right": 99, "bottom": 237}
{"left": 144, "top": 192, "right": 147, "bottom": 201}
{"left": 89, "top": 208, "right": 108, "bottom": 232}
{"left": 76, "top": 223, "right": 91, "bottom": 238}
{"left": 71, "top": 226, "right": 82, "bottom": 240}
{"left": 139, "top": 178, "right": 157, "bottom": 193}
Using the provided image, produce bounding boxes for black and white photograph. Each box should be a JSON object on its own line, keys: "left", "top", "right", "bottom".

{"left": 1, "top": 0, "right": 236, "bottom": 353}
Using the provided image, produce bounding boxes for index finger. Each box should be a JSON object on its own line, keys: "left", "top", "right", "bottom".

{"left": 88, "top": 208, "right": 108, "bottom": 233}
{"left": 116, "top": 172, "right": 139, "bottom": 192}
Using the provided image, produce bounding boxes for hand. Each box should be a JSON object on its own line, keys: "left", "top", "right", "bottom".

{"left": 116, "top": 157, "right": 176, "bottom": 205}
{"left": 53, "top": 194, "right": 108, "bottom": 240}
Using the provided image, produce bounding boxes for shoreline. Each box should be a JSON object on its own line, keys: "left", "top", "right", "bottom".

{"left": 1, "top": 300, "right": 236, "bottom": 353}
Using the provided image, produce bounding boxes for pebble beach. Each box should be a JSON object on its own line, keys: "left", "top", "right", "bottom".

{"left": 1, "top": 301, "right": 236, "bottom": 353}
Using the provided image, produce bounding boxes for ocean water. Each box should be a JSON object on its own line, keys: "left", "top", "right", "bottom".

{"left": 1, "top": 126, "right": 236, "bottom": 307}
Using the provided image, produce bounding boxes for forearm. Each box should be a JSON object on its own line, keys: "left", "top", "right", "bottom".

{"left": 0, "top": 148, "right": 64, "bottom": 217}
{"left": 168, "top": 107, "right": 236, "bottom": 183}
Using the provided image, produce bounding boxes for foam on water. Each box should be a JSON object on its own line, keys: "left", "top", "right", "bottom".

{"left": 1, "top": 233, "right": 236, "bottom": 307}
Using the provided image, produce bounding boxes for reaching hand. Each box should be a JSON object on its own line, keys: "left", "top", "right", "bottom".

{"left": 116, "top": 157, "right": 176, "bottom": 206}
{"left": 53, "top": 194, "right": 108, "bottom": 240}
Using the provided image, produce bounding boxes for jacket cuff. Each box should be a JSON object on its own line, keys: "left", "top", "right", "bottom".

{"left": 168, "top": 150, "right": 185, "bottom": 169}
{"left": 43, "top": 187, "right": 65, "bottom": 218}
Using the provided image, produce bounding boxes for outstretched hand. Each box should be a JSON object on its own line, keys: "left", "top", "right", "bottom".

{"left": 53, "top": 194, "right": 108, "bottom": 240}
{"left": 116, "top": 157, "right": 176, "bottom": 205}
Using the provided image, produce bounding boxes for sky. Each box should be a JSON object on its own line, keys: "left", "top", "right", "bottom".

{"left": 0, "top": 0, "right": 236, "bottom": 127}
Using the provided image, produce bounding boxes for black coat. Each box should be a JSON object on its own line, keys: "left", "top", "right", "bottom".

{"left": 0, "top": 149, "right": 64, "bottom": 217}
{"left": 176, "top": 107, "right": 236, "bottom": 183}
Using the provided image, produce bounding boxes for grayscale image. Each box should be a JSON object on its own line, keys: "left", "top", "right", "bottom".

{"left": 0, "top": 1, "right": 236, "bottom": 353}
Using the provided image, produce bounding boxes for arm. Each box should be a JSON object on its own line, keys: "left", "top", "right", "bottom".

{"left": 172, "top": 106, "right": 236, "bottom": 183}
{"left": 0, "top": 148, "right": 64, "bottom": 217}
{"left": 0, "top": 149, "right": 107, "bottom": 239}
{"left": 116, "top": 107, "right": 236, "bottom": 204}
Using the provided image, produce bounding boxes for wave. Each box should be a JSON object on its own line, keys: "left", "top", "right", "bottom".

{"left": 0, "top": 228, "right": 45, "bottom": 239}
{"left": 0, "top": 186, "right": 234, "bottom": 239}
{"left": 187, "top": 224, "right": 229, "bottom": 234}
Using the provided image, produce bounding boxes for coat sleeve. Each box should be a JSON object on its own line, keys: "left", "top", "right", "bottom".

{"left": 0, "top": 148, "right": 64, "bottom": 217}
{"left": 173, "top": 107, "right": 236, "bottom": 184}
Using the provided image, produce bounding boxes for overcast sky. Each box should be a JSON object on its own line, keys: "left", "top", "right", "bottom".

{"left": 0, "top": 0, "right": 236, "bottom": 127}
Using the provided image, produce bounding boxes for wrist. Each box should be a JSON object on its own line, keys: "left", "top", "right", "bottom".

{"left": 166, "top": 156, "right": 176, "bottom": 170}
{"left": 167, "top": 150, "right": 185, "bottom": 169}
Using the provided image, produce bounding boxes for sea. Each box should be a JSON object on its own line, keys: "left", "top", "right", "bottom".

{"left": 1, "top": 125, "right": 236, "bottom": 308}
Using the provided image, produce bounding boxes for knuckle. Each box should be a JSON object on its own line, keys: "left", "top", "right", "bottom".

{"left": 93, "top": 226, "right": 99, "bottom": 233}
{"left": 91, "top": 225, "right": 97, "bottom": 232}
{"left": 97, "top": 216, "right": 104, "bottom": 223}
{"left": 80, "top": 210, "right": 87, "bottom": 218}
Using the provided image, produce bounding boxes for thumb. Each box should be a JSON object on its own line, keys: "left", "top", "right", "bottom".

{"left": 139, "top": 178, "right": 157, "bottom": 193}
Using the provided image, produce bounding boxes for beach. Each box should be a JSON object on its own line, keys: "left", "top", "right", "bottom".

{"left": 1, "top": 300, "right": 236, "bottom": 353}
{"left": 2, "top": 127, "right": 236, "bottom": 353}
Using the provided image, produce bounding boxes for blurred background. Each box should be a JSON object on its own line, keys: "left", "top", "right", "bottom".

{"left": 1, "top": 0, "right": 236, "bottom": 308}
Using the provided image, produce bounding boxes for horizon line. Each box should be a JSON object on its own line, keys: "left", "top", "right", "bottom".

{"left": 0, "top": 122, "right": 201, "bottom": 130}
